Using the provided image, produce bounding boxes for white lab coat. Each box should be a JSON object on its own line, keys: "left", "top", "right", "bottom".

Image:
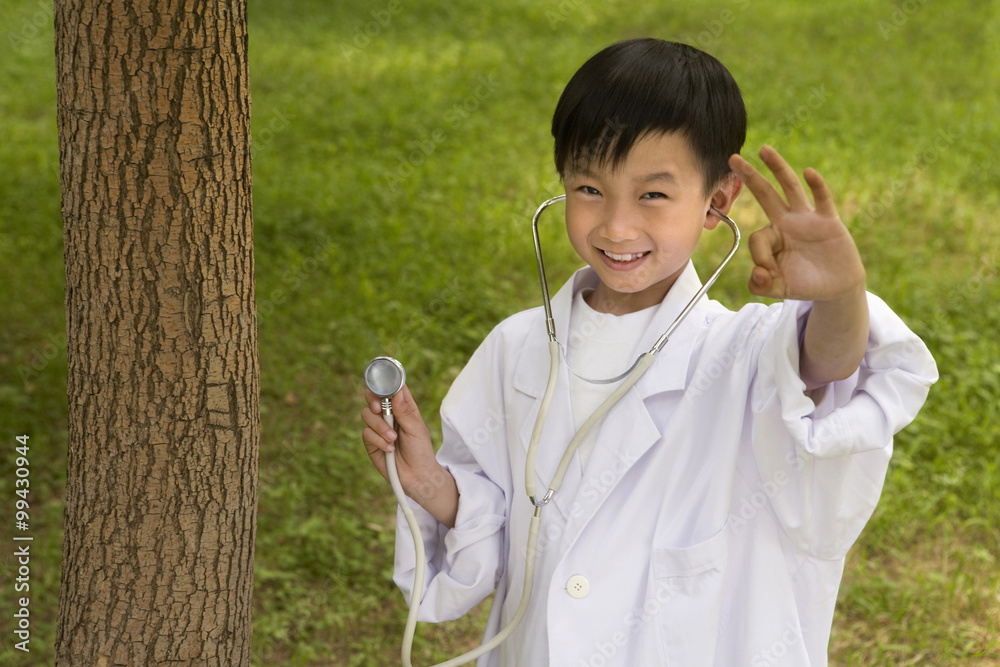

{"left": 393, "top": 263, "right": 937, "bottom": 666}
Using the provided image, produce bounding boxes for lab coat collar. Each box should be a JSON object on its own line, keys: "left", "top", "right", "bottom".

{"left": 513, "top": 261, "right": 708, "bottom": 400}
{"left": 511, "top": 261, "right": 713, "bottom": 523}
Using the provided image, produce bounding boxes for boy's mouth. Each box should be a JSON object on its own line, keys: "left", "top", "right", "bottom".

{"left": 602, "top": 249, "right": 650, "bottom": 263}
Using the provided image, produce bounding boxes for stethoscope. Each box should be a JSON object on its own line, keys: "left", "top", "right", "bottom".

{"left": 365, "top": 194, "right": 741, "bottom": 666}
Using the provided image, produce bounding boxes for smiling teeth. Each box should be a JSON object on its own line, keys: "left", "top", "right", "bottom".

{"left": 604, "top": 250, "right": 647, "bottom": 262}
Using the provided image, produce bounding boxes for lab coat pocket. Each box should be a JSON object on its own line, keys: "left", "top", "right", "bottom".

{"left": 649, "top": 521, "right": 729, "bottom": 666}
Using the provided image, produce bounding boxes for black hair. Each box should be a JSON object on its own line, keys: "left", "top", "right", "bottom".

{"left": 551, "top": 38, "right": 747, "bottom": 193}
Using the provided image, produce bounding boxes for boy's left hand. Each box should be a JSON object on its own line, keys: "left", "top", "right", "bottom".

{"left": 729, "top": 146, "right": 865, "bottom": 301}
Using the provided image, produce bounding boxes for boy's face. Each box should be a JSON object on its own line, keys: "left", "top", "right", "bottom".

{"left": 563, "top": 131, "right": 740, "bottom": 315}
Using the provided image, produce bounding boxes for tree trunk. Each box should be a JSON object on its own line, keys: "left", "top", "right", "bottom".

{"left": 54, "top": 1, "right": 258, "bottom": 664}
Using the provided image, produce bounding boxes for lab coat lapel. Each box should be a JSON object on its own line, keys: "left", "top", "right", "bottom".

{"left": 511, "top": 262, "right": 710, "bottom": 524}
{"left": 558, "top": 263, "right": 707, "bottom": 548}
{"left": 562, "top": 386, "right": 662, "bottom": 539}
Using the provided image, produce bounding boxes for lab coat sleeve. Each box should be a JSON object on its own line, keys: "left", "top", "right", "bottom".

{"left": 392, "top": 327, "right": 512, "bottom": 623}
{"left": 749, "top": 292, "right": 938, "bottom": 560}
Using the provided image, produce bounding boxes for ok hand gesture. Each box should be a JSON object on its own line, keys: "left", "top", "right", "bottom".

{"left": 729, "top": 146, "right": 866, "bottom": 302}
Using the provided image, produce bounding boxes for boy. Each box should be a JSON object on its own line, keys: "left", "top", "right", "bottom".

{"left": 361, "top": 39, "right": 937, "bottom": 665}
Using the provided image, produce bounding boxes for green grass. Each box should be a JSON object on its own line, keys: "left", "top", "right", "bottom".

{"left": 1, "top": 0, "right": 998, "bottom": 664}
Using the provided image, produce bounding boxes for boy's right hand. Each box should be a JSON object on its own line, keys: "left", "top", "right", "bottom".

{"left": 361, "top": 385, "right": 459, "bottom": 528}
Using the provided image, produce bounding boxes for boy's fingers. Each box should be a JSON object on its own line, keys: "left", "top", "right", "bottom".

{"left": 748, "top": 225, "right": 781, "bottom": 270}
{"left": 758, "top": 145, "right": 810, "bottom": 211}
{"left": 392, "top": 385, "right": 426, "bottom": 428}
{"left": 729, "top": 154, "right": 786, "bottom": 220}
{"left": 803, "top": 167, "right": 837, "bottom": 217}
{"left": 747, "top": 263, "right": 787, "bottom": 299}
{"left": 747, "top": 226, "right": 784, "bottom": 298}
{"left": 748, "top": 265, "right": 773, "bottom": 295}
{"left": 364, "top": 387, "right": 391, "bottom": 424}
{"left": 361, "top": 404, "right": 397, "bottom": 442}
{"left": 362, "top": 426, "right": 394, "bottom": 454}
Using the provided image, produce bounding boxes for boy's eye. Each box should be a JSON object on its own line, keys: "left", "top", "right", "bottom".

{"left": 579, "top": 185, "right": 601, "bottom": 196}
{"left": 641, "top": 192, "right": 666, "bottom": 200}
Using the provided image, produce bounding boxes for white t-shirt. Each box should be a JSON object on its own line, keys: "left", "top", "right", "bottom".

{"left": 565, "top": 288, "right": 657, "bottom": 468}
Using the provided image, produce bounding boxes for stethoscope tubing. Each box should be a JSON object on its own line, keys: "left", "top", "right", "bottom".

{"left": 386, "top": 196, "right": 740, "bottom": 666}
{"left": 385, "top": 413, "right": 542, "bottom": 667}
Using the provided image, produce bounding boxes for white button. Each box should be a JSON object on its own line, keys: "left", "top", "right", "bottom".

{"left": 566, "top": 575, "right": 590, "bottom": 599}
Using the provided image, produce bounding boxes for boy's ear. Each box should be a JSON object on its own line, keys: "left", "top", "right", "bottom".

{"left": 703, "top": 172, "right": 743, "bottom": 230}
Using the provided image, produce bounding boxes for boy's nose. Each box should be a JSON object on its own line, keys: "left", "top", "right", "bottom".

{"left": 598, "top": 205, "right": 640, "bottom": 243}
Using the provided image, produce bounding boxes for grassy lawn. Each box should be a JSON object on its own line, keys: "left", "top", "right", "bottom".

{"left": 1, "top": 0, "right": 998, "bottom": 664}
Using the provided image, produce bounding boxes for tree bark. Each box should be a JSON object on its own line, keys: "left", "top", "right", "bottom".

{"left": 54, "top": 1, "right": 258, "bottom": 664}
